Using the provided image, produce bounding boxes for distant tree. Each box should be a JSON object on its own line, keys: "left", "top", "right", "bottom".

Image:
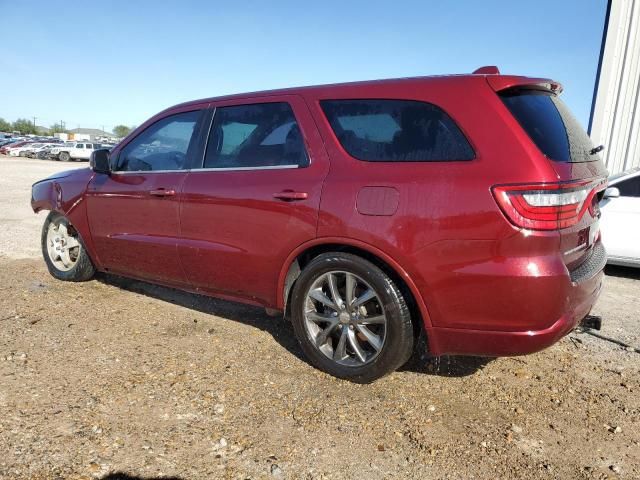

{"left": 0, "top": 117, "right": 12, "bottom": 132}
{"left": 113, "top": 125, "right": 132, "bottom": 137}
{"left": 49, "top": 122, "right": 67, "bottom": 135}
{"left": 12, "top": 118, "right": 37, "bottom": 135}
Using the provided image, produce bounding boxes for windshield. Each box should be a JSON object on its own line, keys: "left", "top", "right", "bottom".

{"left": 500, "top": 88, "right": 598, "bottom": 163}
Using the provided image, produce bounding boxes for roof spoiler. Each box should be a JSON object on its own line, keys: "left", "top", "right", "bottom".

{"left": 471, "top": 66, "right": 563, "bottom": 94}
{"left": 486, "top": 75, "right": 563, "bottom": 95}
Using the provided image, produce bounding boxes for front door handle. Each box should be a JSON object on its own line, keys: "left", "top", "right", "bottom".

{"left": 273, "top": 190, "right": 308, "bottom": 201}
{"left": 149, "top": 188, "right": 176, "bottom": 197}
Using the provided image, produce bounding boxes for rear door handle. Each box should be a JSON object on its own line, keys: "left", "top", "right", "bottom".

{"left": 149, "top": 188, "right": 176, "bottom": 197}
{"left": 273, "top": 190, "right": 308, "bottom": 201}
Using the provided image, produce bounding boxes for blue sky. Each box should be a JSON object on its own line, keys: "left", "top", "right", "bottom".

{"left": 0, "top": 0, "right": 607, "bottom": 133}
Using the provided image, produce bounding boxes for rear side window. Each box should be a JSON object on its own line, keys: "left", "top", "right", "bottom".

{"left": 320, "top": 99, "right": 474, "bottom": 162}
{"left": 204, "top": 102, "right": 308, "bottom": 169}
{"left": 500, "top": 89, "right": 597, "bottom": 163}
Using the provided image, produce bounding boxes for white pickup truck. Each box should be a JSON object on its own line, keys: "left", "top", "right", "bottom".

{"left": 49, "top": 142, "right": 101, "bottom": 162}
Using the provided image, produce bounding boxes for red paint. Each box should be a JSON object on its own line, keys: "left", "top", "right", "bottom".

{"left": 31, "top": 72, "right": 608, "bottom": 358}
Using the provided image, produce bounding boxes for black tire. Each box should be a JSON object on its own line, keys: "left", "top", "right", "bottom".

{"left": 41, "top": 211, "right": 95, "bottom": 282}
{"left": 290, "top": 252, "right": 414, "bottom": 383}
{"left": 59, "top": 151, "right": 70, "bottom": 162}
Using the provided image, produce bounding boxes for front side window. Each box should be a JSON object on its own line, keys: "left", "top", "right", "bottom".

{"left": 320, "top": 99, "right": 474, "bottom": 162}
{"left": 76, "top": 144, "right": 84, "bottom": 149}
{"left": 204, "top": 102, "right": 308, "bottom": 169}
{"left": 116, "top": 110, "right": 202, "bottom": 172}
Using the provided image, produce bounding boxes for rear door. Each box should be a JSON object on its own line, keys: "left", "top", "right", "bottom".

{"left": 498, "top": 87, "right": 608, "bottom": 270}
{"left": 179, "top": 95, "right": 329, "bottom": 306}
{"left": 86, "top": 105, "right": 207, "bottom": 285}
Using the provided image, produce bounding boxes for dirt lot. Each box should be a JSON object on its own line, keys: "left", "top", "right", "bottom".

{"left": 0, "top": 156, "right": 639, "bottom": 480}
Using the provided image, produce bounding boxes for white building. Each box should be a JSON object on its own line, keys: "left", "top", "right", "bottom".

{"left": 590, "top": 0, "right": 640, "bottom": 175}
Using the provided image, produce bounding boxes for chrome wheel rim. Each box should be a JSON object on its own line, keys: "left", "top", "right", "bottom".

{"left": 303, "top": 271, "right": 387, "bottom": 366}
{"left": 46, "top": 219, "right": 80, "bottom": 271}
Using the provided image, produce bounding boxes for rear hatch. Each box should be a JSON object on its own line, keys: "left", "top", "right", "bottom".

{"left": 491, "top": 78, "right": 608, "bottom": 276}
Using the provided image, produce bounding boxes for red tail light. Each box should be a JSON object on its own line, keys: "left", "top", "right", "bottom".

{"left": 492, "top": 180, "right": 605, "bottom": 231}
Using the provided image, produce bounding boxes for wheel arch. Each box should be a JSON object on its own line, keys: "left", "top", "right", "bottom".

{"left": 32, "top": 178, "right": 101, "bottom": 270}
{"left": 277, "top": 237, "right": 433, "bottom": 331}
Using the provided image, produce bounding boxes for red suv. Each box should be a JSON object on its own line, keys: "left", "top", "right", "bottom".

{"left": 31, "top": 68, "right": 607, "bottom": 382}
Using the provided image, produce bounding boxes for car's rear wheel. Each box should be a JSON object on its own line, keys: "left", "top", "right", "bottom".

{"left": 59, "top": 151, "right": 70, "bottom": 162}
{"left": 290, "top": 252, "right": 414, "bottom": 383}
{"left": 41, "top": 211, "right": 95, "bottom": 281}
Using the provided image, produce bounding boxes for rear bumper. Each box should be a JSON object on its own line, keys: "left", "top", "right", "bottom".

{"left": 427, "top": 249, "right": 604, "bottom": 357}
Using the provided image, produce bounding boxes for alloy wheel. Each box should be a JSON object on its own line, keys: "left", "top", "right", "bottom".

{"left": 303, "top": 271, "right": 387, "bottom": 366}
{"left": 46, "top": 219, "right": 81, "bottom": 271}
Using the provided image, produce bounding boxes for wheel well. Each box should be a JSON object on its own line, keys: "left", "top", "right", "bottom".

{"left": 283, "top": 244, "right": 423, "bottom": 337}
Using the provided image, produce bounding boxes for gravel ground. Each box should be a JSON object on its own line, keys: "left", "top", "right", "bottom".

{"left": 0, "top": 156, "right": 639, "bottom": 480}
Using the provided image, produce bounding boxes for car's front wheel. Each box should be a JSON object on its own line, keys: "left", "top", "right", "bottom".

{"left": 41, "top": 211, "right": 95, "bottom": 281}
{"left": 290, "top": 252, "right": 415, "bottom": 383}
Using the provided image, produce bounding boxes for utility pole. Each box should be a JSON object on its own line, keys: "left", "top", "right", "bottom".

{"left": 33, "top": 117, "right": 37, "bottom": 131}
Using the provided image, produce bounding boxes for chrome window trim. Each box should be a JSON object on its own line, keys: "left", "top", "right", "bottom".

{"left": 110, "top": 164, "right": 300, "bottom": 175}
{"left": 191, "top": 164, "right": 300, "bottom": 172}
{"left": 111, "top": 169, "right": 186, "bottom": 175}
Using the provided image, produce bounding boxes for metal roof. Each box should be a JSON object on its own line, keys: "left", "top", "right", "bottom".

{"left": 590, "top": 0, "right": 640, "bottom": 175}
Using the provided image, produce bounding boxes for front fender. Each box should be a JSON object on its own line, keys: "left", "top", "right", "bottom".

{"left": 31, "top": 168, "right": 101, "bottom": 268}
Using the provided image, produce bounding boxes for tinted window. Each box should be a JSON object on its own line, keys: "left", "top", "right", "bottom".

{"left": 117, "top": 110, "right": 201, "bottom": 172}
{"left": 320, "top": 99, "right": 474, "bottom": 162}
{"left": 76, "top": 144, "right": 84, "bottom": 149}
{"left": 204, "top": 102, "right": 308, "bottom": 169}
{"left": 500, "top": 89, "right": 597, "bottom": 163}
{"left": 616, "top": 176, "right": 640, "bottom": 197}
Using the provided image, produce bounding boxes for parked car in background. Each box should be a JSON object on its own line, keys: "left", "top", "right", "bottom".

{"left": 18, "top": 143, "right": 46, "bottom": 157}
{"left": 31, "top": 69, "right": 608, "bottom": 382}
{"left": 0, "top": 139, "right": 18, "bottom": 148}
{"left": 2, "top": 141, "right": 31, "bottom": 156}
{"left": 600, "top": 168, "right": 640, "bottom": 267}
{"left": 48, "top": 142, "right": 100, "bottom": 162}
{"left": 23, "top": 143, "right": 58, "bottom": 158}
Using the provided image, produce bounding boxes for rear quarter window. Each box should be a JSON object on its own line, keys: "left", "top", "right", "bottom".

{"left": 320, "top": 99, "right": 474, "bottom": 162}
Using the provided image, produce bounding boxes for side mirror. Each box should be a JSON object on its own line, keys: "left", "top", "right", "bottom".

{"left": 90, "top": 149, "right": 111, "bottom": 174}
{"left": 603, "top": 187, "right": 620, "bottom": 199}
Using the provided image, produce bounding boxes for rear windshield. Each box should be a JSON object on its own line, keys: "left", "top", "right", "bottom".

{"left": 320, "top": 99, "right": 474, "bottom": 162}
{"left": 500, "top": 89, "right": 598, "bottom": 163}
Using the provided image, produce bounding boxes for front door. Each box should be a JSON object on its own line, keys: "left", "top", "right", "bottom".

{"left": 179, "top": 96, "right": 329, "bottom": 306}
{"left": 86, "top": 107, "right": 206, "bottom": 284}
